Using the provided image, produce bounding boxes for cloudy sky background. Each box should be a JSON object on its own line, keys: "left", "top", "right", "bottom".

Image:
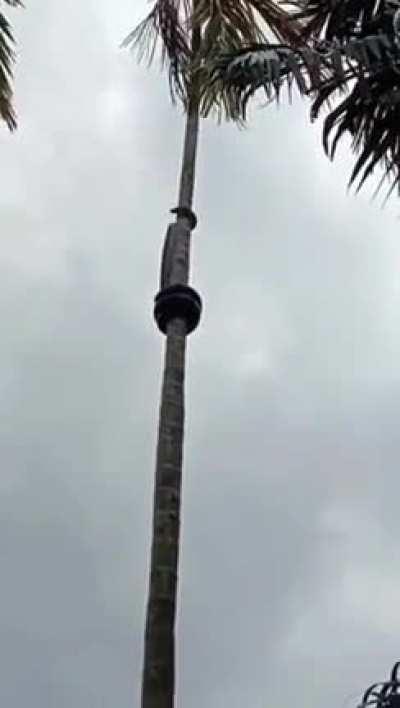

{"left": 2, "top": 1, "right": 400, "bottom": 706}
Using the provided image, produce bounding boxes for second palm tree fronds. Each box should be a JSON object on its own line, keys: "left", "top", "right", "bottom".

{"left": 207, "top": 0, "right": 400, "bottom": 197}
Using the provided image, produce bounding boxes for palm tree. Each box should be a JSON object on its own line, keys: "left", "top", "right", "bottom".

{"left": 208, "top": 0, "right": 400, "bottom": 197}
{"left": 0, "top": 0, "right": 22, "bottom": 130}
{"left": 124, "top": 2, "right": 302, "bottom": 706}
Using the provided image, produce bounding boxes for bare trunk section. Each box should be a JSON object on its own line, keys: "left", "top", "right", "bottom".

{"left": 141, "top": 22, "right": 202, "bottom": 708}
{"left": 141, "top": 317, "right": 187, "bottom": 708}
{"left": 178, "top": 94, "right": 200, "bottom": 212}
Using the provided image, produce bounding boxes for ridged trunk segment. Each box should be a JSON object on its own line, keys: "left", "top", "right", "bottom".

{"left": 141, "top": 317, "right": 187, "bottom": 708}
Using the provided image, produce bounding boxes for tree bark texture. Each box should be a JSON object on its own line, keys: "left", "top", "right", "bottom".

{"left": 141, "top": 316, "right": 187, "bottom": 708}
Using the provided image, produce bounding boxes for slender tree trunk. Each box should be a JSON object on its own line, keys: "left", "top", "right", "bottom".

{"left": 141, "top": 23, "right": 202, "bottom": 708}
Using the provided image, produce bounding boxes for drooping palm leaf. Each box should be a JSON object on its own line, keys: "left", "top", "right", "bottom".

{"left": 203, "top": 42, "right": 310, "bottom": 118}
{"left": 0, "top": 0, "right": 22, "bottom": 130}
{"left": 122, "top": 0, "right": 192, "bottom": 102}
{"left": 313, "top": 65, "right": 400, "bottom": 198}
{"left": 296, "top": 0, "right": 400, "bottom": 196}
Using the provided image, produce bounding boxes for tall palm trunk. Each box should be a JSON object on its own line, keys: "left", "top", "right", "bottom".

{"left": 141, "top": 24, "right": 202, "bottom": 708}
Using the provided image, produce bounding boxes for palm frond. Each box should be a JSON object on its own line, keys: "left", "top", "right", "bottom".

{"left": 313, "top": 66, "right": 400, "bottom": 198}
{"left": 202, "top": 43, "right": 307, "bottom": 118}
{"left": 0, "top": 0, "right": 22, "bottom": 130}
{"left": 296, "top": 0, "right": 400, "bottom": 197}
{"left": 122, "top": 0, "right": 192, "bottom": 102}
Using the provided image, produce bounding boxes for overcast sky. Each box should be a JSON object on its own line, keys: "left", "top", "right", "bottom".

{"left": 2, "top": 1, "right": 400, "bottom": 706}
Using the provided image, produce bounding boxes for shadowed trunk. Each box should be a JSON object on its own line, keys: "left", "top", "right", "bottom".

{"left": 141, "top": 22, "right": 201, "bottom": 708}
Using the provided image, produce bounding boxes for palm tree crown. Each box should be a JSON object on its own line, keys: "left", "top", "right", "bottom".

{"left": 123, "top": 0, "right": 302, "bottom": 114}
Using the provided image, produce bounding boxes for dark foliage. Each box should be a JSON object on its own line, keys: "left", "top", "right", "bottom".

{"left": 207, "top": 0, "right": 400, "bottom": 197}
{"left": 0, "top": 0, "right": 22, "bottom": 130}
{"left": 298, "top": 0, "right": 400, "bottom": 195}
